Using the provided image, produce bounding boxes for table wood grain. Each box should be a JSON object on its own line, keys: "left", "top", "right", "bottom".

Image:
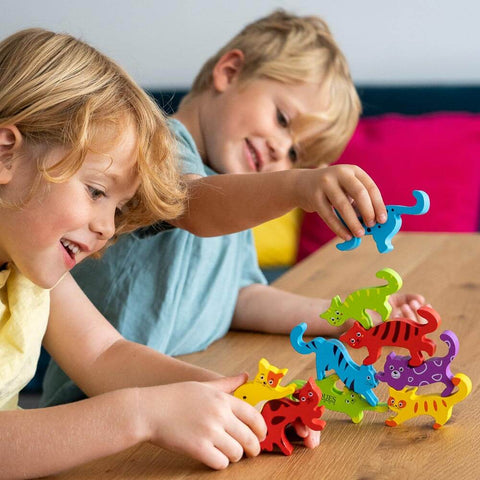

{"left": 49, "top": 233, "right": 480, "bottom": 480}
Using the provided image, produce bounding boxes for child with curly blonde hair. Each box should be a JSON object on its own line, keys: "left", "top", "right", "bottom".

{"left": 0, "top": 28, "right": 266, "bottom": 477}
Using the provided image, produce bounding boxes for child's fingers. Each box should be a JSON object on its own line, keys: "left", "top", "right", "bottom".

{"left": 225, "top": 416, "right": 262, "bottom": 458}
{"left": 353, "top": 168, "right": 387, "bottom": 224}
{"left": 326, "top": 188, "right": 365, "bottom": 238}
{"left": 315, "top": 195, "right": 353, "bottom": 240}
{"left": 292, "top": 419, "right": 308, "bottom": 438}
{"left": 340, "top": 178, "right": 377, "bottom": 229}
{"left": 191, "top": 441, "right": 230, "bottom": 470}
{"left": 206, "top": 373, "right": 248, "bottom": 394}
{"left": 230, "top": 396, "right": 267, "bottom": 442}
{"left": 213, "top": 434, "right": 245, "bottom": 464}
{"left": 303, "top": 429, "right": 321, "bottom": 449}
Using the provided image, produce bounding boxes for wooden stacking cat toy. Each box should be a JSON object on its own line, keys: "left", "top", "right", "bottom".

{"left": 385, "top": 373, "right": 472, "bottom": 429}
{"left": 320, "top": 268, "right": 402, "bottom": 329}
{"left": 292, "top": 375, "right": 388, "bottom": 424}
{"left": 234, "top": 358, "right": 296, "bottom": 408}
{"left": 290, "top": 322, "right": 379, "bottom": 406}
{"left": 340, "top": 306, "right": 440, "bottom": 367}
{"left": 336, "top": 190, "right": 430, "bottom": 253}
{"left": 377, "top": 330, "right": 459, "bottom": 396}
{"left": 260, "top": 377, "right": 326, "bottom": 455}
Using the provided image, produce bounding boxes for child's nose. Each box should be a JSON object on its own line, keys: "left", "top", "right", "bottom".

{"left": 90, "top": 207, "right": 116, "bottom": 240}
{"left": 268, "top": 132, "right": 293, "bottom": 163}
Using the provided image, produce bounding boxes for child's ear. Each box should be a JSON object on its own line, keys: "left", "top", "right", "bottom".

{"left": 0, "top": 125, "right": 22, "bottom": 184}
{"left": 212, "top": 49, "right": 245, "bottom": 92}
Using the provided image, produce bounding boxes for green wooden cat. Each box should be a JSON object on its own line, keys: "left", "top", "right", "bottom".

{"left": 292, "top": 374, "right": 388, "bottom": 423}
{"left": 320, "top": 267, "right": 402, "bottom": 329}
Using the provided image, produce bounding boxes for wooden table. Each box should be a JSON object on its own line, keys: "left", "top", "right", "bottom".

{"left": 50, "top": 233, "right": 480, "bottom": 479}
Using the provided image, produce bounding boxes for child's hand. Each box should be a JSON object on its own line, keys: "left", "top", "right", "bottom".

{"left": 297, "top": 165, "right": 387, "bottom": 241}
{"left": 140, "top": 373, "right": 266, "bottom": 470}
{"left": 292, "top": 420, "right": 321, "bottom": 449}
{"left": 364, "top": 293, "right": 427, "bottom": 327}
{"left": 389, "top": 293, "right": 428, "bottom": 322}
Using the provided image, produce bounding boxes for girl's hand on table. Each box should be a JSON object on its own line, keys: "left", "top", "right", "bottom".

{"left": 140, "top": 373, "right": 266, "bottom": 470}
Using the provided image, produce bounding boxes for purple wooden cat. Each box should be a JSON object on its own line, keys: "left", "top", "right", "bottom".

{"left": 376, "top": 330, "right": 458, "bottom": 397}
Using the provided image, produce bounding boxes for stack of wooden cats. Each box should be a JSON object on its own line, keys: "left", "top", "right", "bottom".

{"left": 234, "top": 193, "right": 472, "bottom": 454}
{"left": 306, "top": 267, "right": 471, "bottom": 429}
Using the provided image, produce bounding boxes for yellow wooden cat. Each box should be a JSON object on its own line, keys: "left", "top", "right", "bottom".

{"left": 386, "top": 373, "right": 472, "bottom": 429}
{"left": 234, "top": 358, "right": 296, "bottom": 407}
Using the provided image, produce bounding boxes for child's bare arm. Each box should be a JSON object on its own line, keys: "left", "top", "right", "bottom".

{"left": 0, "top": 376, "right": 265, "bottom": 477}
{"left": 171, "top": 165, "right": 387, "bottom": 239}
{"left": 231, "top": 284, "right": 342, "bottom": 336}
{"left": 0, "top": 387, "right": 142, "bottom": 478}
{"left": 21, "top": 274, "right": 267, "bottom": 476}
{"left": 45, "top": 273, "right": 219, "bottom": 394}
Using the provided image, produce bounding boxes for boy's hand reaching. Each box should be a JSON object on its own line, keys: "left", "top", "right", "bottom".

{"left": 389, "top": 293, "right": 428, "bottom": 322}
{"left": 297, "top": 164, "right": 387, "bottom": 241}
{"left": 292, "top": 420, "right": 321, "bottom": 449}
{"left": 140, "top": 373, "right": 266, "bottom": 470}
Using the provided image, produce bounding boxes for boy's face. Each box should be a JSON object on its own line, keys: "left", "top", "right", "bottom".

{"left": 0, "top": 124, "right": 139, "bottom": 288}
{"left": 200, "top": 77, "right": 326, "bottom": 174}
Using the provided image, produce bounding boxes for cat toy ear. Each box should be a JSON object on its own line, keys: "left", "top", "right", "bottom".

{"left": 332, "top": 296, "right": 342, "bottom": 307}
{"left": 259, "top": 358, "right": 270, "bottom": 369}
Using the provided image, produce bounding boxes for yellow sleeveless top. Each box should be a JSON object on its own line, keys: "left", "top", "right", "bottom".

{"left": 0, "top": 265, "right": 50, "bottom": 410}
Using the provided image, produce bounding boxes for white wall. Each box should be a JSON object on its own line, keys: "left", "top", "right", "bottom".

{"left": 3, "top": 0, "right": 479, "bottom": 89}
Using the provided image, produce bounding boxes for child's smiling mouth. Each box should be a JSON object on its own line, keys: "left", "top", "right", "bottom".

{"left": 245, "top": 139, "right": 263, "bottom": 172}
{"left": 61, "top": 239, "right": 81, "bottom": 258}
{"left": 60, "top": 238, "right": 84, "bottom": 269}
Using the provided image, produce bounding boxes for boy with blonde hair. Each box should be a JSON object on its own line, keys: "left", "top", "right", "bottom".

{"left": 42, "top": 10, "right": 424, "bottom": 452}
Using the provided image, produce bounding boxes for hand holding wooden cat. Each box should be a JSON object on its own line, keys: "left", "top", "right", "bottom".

{"left": 141, "top": 374, "right": 266, "bottom": 470}
{"left": 295, "top": 164, "right": 387, "bottom": 243}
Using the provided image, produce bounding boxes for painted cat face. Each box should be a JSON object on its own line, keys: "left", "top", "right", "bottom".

{"left": 255, "top": 358, "right": 287, "bottom": 388}
{"left": 388, "top": 393, "right": 408, "bottom": 411}
{"left": 378, "top": 352, "right": 408, "bottom": 384}
{"left": 320, "top": 296, "right": 344, "bottom": 325}
{"left": 340, "top": 322, "right": 367, "bottom": 347}
{"left": 293, "top": 378, "right": 321, "bottom": 405}
{"left": 359, "top": 365, "right": 379, "bottom": 389}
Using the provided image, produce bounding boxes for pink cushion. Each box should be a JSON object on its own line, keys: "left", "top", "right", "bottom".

{"left": 298, "top": 113, "right": 480, "bottom": 261}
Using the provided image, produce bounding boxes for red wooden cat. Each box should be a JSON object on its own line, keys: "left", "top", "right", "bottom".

{"left": 340, "top": 306, "right": 440, "bottom": 367}
{"left": 260, "top": 377, "right": 326, "bottom": 455}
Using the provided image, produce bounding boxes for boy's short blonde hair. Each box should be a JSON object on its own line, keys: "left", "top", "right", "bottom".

{"left": 0, "top": 28, "right": 185, "bottom": 242}
{"left": 185, "top": 10, "right": 361, "bottom": 167}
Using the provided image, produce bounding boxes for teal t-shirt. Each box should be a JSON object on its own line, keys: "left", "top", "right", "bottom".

{"left": 40, "top": 119, "right": 266, "bottom": 407}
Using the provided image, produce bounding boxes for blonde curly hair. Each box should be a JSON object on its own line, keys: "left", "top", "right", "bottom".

{"left": 0, "top": 28, "right": 186, "bottom": 245}
{"left": 183, "top": 10, "right": 361, "bottom": 167}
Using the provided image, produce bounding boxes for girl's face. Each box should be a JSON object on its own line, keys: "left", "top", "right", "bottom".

{"left": 0, "top": 124, "right": 140, "bottom": 289}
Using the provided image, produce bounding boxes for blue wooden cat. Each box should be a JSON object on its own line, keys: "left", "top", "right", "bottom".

{"left": 290, "top": 322, "right": 379, "bottom": 406}
{"left": 336, "top": 190, "right": 430, "bottom": 253}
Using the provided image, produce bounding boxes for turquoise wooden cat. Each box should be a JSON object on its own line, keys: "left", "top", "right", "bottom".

{"left": 336, "top": 190, "right": 430, "bottom": 253}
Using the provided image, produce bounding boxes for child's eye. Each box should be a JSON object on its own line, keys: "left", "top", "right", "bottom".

{"left": 87, "top": 185, "right": 106, "bottom": 200}
{"left": 288, "top": 146, "right": 298, "bottom": 163}
{"left": 276, "top": 108, "right": 288, "bottom": 128}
